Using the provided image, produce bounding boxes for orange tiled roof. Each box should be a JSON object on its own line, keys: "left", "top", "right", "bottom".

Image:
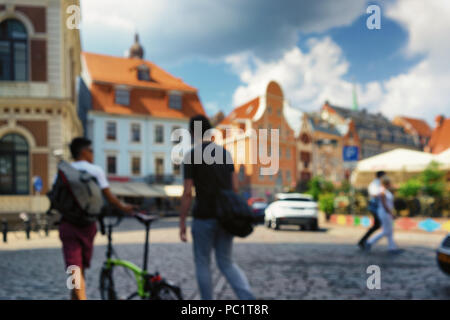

{"left": 428, "top": 119, "right": 450, "bottom": 154}
{"left": 83, "top": 52, "right": 197, "bottom": 92}
{"left": 399, "top": 116, "right": 432, "bottom": 137}
{"left": 90, "top": 84, "right": 205, "bottom": 119}
{"left": 220, "top": 97, "right": 260, "bottom": 125}
{"left": 83, "top": 52, "right": 205, "bottom": 118}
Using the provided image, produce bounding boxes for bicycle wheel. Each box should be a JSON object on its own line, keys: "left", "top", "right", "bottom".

{"left": 100, "top": 265, "right": 140, "bottom": 300}
{"left": 152, "top": 282, "right": 183, "bottom": 300}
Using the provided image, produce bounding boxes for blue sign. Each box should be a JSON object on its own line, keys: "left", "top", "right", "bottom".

{"left": 33, "top": 176, "right": 43, "bottom": 193}
{"left": 343, "top": 146, "right": 359, "bottom": 162}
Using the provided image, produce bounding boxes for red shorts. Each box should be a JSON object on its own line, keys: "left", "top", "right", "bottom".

{"left": 59, "top": 220, "right": 97, "bottom": 269}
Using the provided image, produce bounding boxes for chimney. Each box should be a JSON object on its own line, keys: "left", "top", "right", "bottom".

{"left": 435, "top": 115, "right": 445, "bottom": 127}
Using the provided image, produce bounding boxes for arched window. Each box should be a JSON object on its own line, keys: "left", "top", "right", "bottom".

{"left": 0, "top": 134, "right": 29, "bottom": 194}
{"left": 0, "top": 19, "right": 28, "bottom": 81}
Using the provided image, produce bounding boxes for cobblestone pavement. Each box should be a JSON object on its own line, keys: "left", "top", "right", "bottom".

{"left": 0, "top": 218, "right": 449, "bottom": 300}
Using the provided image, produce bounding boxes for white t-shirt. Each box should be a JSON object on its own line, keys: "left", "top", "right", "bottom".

{"left": 377, "top": 186, "right": 393, "bottom": 217}
{"left": 368, "top": 178, "right": 381, "bottom": 199}
{"left": 71, "top": 161, "right": 110, "bottom": 190}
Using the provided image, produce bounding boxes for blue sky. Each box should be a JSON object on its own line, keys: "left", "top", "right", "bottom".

{"left": 80, "top": 0, "right": 450, "bottom": 124}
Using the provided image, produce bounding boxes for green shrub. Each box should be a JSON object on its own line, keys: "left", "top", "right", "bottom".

{"left": 398, "top": 178, "right": 422, "bottom": 198}
{"left": 319, "top": 193, "right": 335, "bottom": 217}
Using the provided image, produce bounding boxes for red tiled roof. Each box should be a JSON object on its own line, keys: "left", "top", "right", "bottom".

{"left": 90, "top": 84, "right": 205, "bottom": 119}
{"left": 83, "top": 52, "right": 197, "bottom": 92}
{"left": 398, "top": 116, "right": 432, "bottom": 137}
{"left": 83, "top": 52, "right": 205, "bottom": 118}
{"left": 220, "top": 97, "right": 260, "bottom": 125}
{"left": 428, "top": 119, "right": 450, "bottom": 154}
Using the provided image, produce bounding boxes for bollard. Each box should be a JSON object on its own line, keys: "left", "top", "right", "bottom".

{"left": 44, "top": 218, "right": 49, "bottom": 237}
{"left": 2, "top": 219, "right": 7, "bottom": 243}
{"left": 25, "top": 220, "right": 31, "bottom": 240}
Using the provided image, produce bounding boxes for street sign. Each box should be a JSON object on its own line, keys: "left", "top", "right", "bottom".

{"left": 343, "top": 146, "right": 359, "bottom": 162}
{"left": 33, "top": 176, "right": 43, "bottom": 193}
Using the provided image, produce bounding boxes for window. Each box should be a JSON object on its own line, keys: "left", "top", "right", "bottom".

{"left": 155, "top": 125, "right": 164, "bottom": 144}
{"left": 267, "top": 106, "right": 272, "bottom": 115}
{"left": 173, "top": 163, "right": 181, "bottom": 176}
{"left": 155, "top": 157, "right": 164, "bottom": 176}
{"left": 115, "top": 88, "right": 130, "bottom": 106}
{"left": 172, "top": 126, "right": 181, "bottom": 144}
{"left": 0, "top": 134, "right": 29, "bottom": 195}
{"left": 286, "top": 147, "right": 291, "bottom": 159}
{"left": 131, "top": 123, "right": 141, "bottom": 143}
{"left": 169, "top": 92, "right": 182, "bottom": 110}
{"left": 106, "top": 122, "right": 117, "bottom": 141}
{"left": 286, "top": 171, "right": 291, "bottom": 184}
{"left": 107, "top": 156, "right": 117, "bottom": 175}
{"left": 137, "top": 64, "right": 150, "bottom": 81}
{"left": 0, "top": 19, "right": 28, "bottom": 81}
{"left": 131, "top": 156, "right": 141, "bottom": 176}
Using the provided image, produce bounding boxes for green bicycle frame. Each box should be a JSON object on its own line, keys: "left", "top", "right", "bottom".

{"left": 103, "top": 258, "right": 149, "bottom": 299}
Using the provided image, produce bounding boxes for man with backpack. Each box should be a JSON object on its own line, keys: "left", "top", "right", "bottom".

{"left": 51, "top": 137, "right": 134, "bottom": 300}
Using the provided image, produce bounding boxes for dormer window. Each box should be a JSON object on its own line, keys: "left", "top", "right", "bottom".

{"left": 169, "top": 91, "right": 182, "bottom": 110}
{"left": 137, "top": 64, "right": 151, "bottom": 81}
{"left": 115, "top": 86, "right": 130, "bottom": 106}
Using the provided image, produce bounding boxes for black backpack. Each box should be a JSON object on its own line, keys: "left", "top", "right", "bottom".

{"left": 211, "top": 164, "right": 254, "bottom": 238}
{"left": 47, "top": 161, "right": 104, "bottom": 227}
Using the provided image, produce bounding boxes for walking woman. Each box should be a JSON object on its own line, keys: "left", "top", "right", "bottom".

{"left": 366, "top": 177, "right": 404, "bottom": 254}
{"left": 179, "top": 115, "right": 255, "bottom": 300}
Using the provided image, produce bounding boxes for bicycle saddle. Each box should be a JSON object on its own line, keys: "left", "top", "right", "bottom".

{"left": 134, "top": 212, "right": 159, "bottom": 224}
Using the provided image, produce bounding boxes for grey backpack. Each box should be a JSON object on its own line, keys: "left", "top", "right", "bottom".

{"left": 47, "top": 161, "right": 104, "bottom": 226}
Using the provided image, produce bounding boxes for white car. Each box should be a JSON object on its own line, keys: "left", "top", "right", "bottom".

{"left": 264, "top": 193, "right": 319, "bottom": 231}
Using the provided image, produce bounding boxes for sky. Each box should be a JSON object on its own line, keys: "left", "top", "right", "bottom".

{"left": 80, "top": 0, "right": 450, "bottom": 125}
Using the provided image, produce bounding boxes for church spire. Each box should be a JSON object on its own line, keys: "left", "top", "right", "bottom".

{"left": 352, "top": 81, "right": 359, "bottom": 111}
{"left": 128, "top": 33, "right": 144, "bottom": 59}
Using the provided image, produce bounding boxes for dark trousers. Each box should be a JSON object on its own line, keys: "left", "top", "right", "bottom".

{"left": 358, "top": 211, "right": 381, "bottom": 245}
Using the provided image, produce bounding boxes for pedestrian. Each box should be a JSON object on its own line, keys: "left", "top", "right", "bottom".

{"left": 357, "top": 171, "right": 385, "bottom": 250}
{"left": 179, "top": 115, "right": 255, "bottom": 300}
{"left": 58, "top": 137, "right": 134, "bottom": 300}
{"left": 365, "top": 177, "right": 403, "bottom": 254}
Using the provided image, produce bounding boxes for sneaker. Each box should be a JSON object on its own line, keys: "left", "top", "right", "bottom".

{"left": 358, "top": 242, "right": 366, "bottom": 251}
{"left": 388, "top": 248, "right": 405, "bottom": 255}
{"left": 364, "top": 243, "right": 372, "bottom": 252}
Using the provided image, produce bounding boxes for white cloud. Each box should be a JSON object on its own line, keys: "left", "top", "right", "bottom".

{"left": 227, "top": 0, "right": 450, "bottom": 124}
{"left": 378, "top": 0, "right": 450, "bottom": 121}
{"left": 80, "top": 0, "right": 366, "bottom": 62}
{"left": 226, "top": 37, "right": 382, "bottom": 113}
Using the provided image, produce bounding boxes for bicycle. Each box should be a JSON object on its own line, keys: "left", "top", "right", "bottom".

{"left": 99, "top": 211, "right": 183, "bottom": 300}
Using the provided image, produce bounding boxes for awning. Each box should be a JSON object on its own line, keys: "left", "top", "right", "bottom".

{"left": 109, "top": 182, "right": 165, "bottom": 198}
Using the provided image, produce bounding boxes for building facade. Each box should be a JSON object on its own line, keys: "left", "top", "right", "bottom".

{"left": 392, "top": 116, "right": 432, "bottom": 150}
{"left": 296, "top": 113, "right": 313, "bottom": 190}
{"left": 0, "top": 0, "right": 82, "bottom": 214}
{"left": 80, "top": 38, "right": 206, "bottom": 195}
{"left": 218, "top": 81, "right": 297, "bottom": 198}
{"left": 321, "top": 102, "right": 420, "bottom": 159}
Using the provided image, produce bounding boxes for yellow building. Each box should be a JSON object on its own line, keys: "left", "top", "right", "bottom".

{"left": 0, "top": 0, "right": 82, "bottom": 215}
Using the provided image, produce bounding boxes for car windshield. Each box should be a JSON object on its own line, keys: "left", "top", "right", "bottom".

{"left": 277, "top": 198, "right": 313, "bottom": 202}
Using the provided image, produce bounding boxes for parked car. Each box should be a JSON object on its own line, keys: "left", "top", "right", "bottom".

{"left": 247, "top": 197, "right": 266, "bottom": 207}
{"left": 251, "top": 201, "right": 267, "bottom": 224}
{"left": 264, "top": 193, "right": 319, "bottom": 231}
{"left": 437, "top": 233, "right": 450, "bottom": 276}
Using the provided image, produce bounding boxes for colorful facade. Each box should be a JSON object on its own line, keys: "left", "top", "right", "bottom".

{"left": 0, "top": 0, "right": 82, "bottom": 214}
{"left": 218, "top": 81, "right": 297, "bottom": 198}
